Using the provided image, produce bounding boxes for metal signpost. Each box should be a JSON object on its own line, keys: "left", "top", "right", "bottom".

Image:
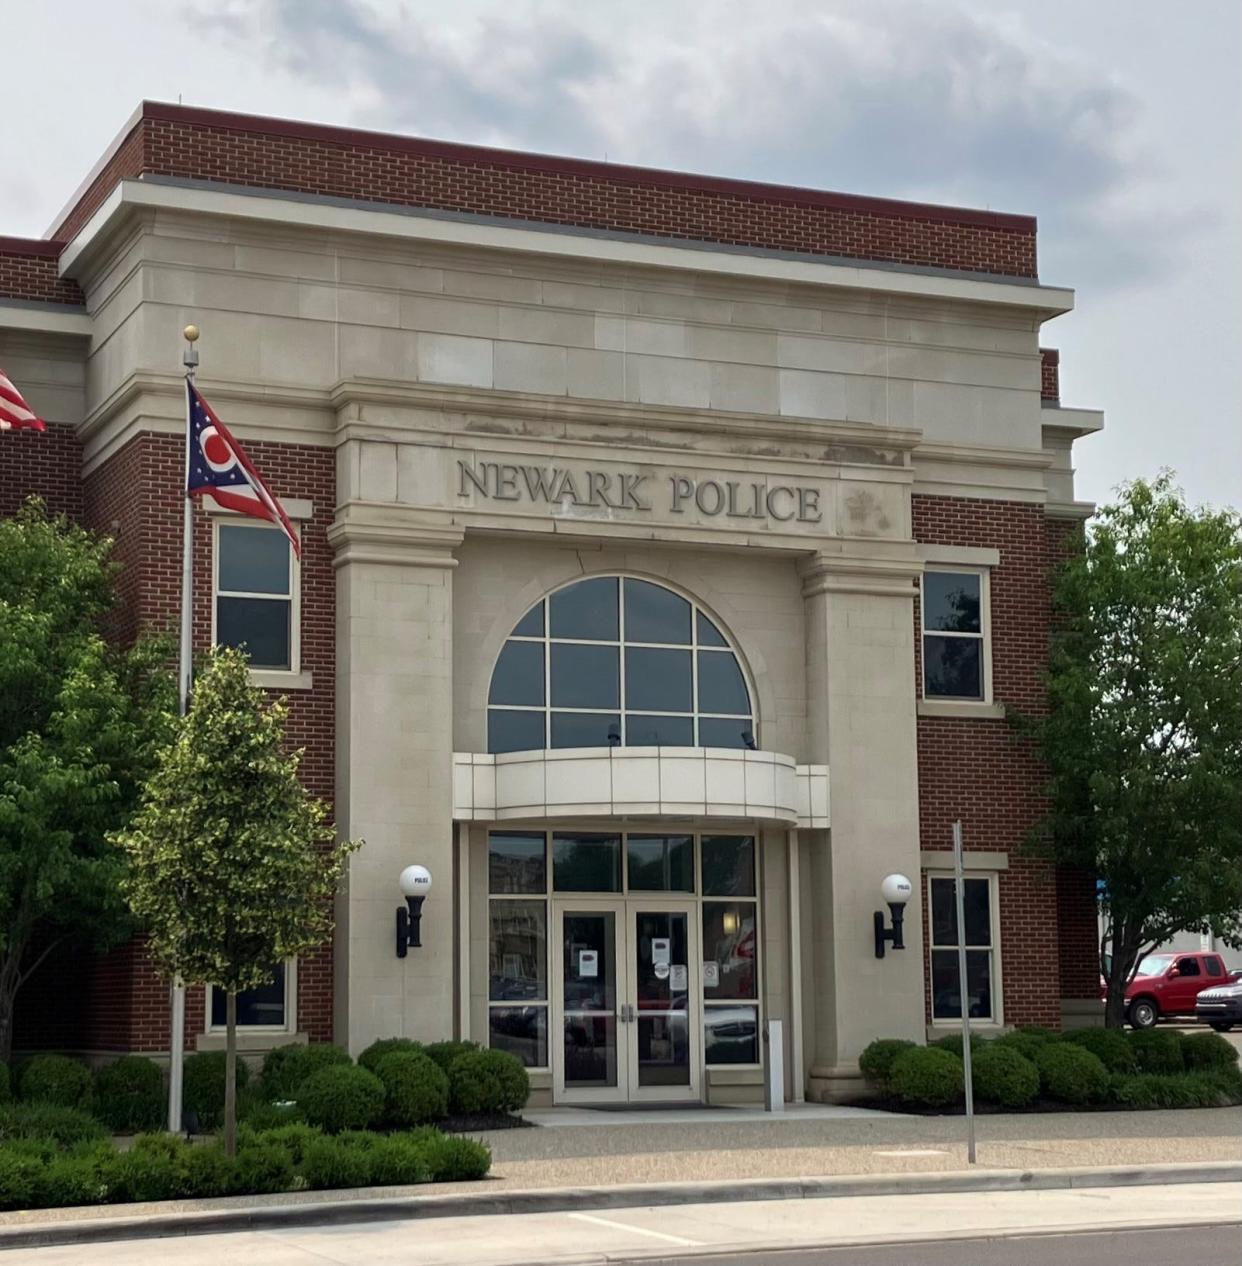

{"left": 952, "top": 820, "right": 977, "bottom": 1164}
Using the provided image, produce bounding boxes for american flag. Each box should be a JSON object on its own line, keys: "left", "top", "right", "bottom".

{"left": 0, "top": 369, "right": 47, "bottom": 432}
{"left": 186, "top": 380, "right": 300, "bottom": 558}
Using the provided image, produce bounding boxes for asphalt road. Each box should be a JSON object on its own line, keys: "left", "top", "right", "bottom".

{"left": 620, "top": 1225, "right": 1242, "bottom": 1266}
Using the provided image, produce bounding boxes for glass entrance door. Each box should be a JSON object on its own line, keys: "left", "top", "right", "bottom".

{"left": 554, "top": 901, "right": 700, "bottom": 1103}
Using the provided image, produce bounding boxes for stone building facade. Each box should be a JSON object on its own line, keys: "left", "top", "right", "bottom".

{"left": 1, "top": 103, "right": 1103, "bottom": 1103}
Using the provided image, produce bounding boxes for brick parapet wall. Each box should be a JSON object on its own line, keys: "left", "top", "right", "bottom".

{"left": 51, "top": 103, "right": 1038, "bottom": 278}
{"left": 1040, "top": 348, "right": 1060, "bottom": 402}
{"left": 0, "top": 240, "right": 82, "bottom": 306}
{"left": 914, "top": 495, "right": 1096, "bottom": 1028}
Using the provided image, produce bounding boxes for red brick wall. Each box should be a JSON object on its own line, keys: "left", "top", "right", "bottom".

{"left": 0, "top": 422, "right": 83, "bottom": 520}
{"left": 0, "top": 240, "right": 82, "bottom": 306}
{"left": 914, "top": 495, "right": 1073, "bottom": 1028}
{"left": 1040, "top": 348, "right": 1060, "bottom": 402}
{"left": 52, "top": 103, "right": 1038, "bottom": 278}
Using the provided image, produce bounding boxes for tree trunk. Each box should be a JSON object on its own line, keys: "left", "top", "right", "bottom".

{"left": 1104, "top": 934, "right": 1142, "bottom": 1028}
{"left": 0, "top": 939, "right": 29, "bottom": 1066}
{"left": 224, "top": 991, "right": 237, "bottom": 1158}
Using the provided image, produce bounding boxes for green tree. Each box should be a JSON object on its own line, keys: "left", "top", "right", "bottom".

{"left": 115, "top": 646, "right": 359, "bottom": 1152}
{"left": 1025, "top": 475, "right": 1242, "bottom": 1028}
{"left": 0, "top": 500, "right": 174, "bottom": 1063}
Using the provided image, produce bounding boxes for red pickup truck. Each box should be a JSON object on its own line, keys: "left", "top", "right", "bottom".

{"left": 1104, "top": 951, "right": 1233, "bottom": 1029}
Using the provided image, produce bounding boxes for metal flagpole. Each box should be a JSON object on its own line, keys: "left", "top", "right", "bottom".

{"left": 168, "top": 324, "right": 200, "bottom": 1135}
{"left": 952, "top": 819, "right": 977, "bottom": 1164}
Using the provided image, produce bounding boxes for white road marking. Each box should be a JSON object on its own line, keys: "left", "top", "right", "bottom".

{"left": 566, "top": 1210, "right": 704, "bottom": 1246}
{"left": 872, "top": 1148, "right": 949, "bottom": 1156}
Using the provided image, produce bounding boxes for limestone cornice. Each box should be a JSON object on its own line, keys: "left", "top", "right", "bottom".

{"left": 798, "top": 548, "right": 921, "bottom": 599}
{"left": 0, "top": 302, "right": 91, "bottom": 338}
{"left": 328, "top": 501, "right": 464, "bottom": 569}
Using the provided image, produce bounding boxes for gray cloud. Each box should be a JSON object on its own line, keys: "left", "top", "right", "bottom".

{"left": 207, "top": 0, "right": 1202, "bottom": 288}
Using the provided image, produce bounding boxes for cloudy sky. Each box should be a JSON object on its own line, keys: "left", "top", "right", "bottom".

{"left": 3, "top": 0, "right": 1238, "bottom": 510}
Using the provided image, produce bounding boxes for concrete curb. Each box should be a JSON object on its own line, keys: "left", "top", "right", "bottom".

{"left": 0, "top": 1161, "right": 1238, "bottom": 1251}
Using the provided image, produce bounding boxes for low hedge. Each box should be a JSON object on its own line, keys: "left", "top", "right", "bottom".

{"left": 0, "top": 1103, "right": 105, "bottom": 1148}
{"left": 447, "top": 1048, "right": 529, "bottom": 1115}
{"left": 1060, "top": 1028, "right": 1137, "bottom": 1075}
{"left": 858, "top": 1039, "right": 917, "bottom": 1090}
{"left": 297, "top": 1065, "right": 384, "bottom": 1133}
{"left": 889, "top": 1046, "right": 963, "bottom": 1107}
{"left": 182, "top": 1051, "right": 250, "bottom": 1131}
{"left": 93, "top": 1057, "right": 165, "bottom": 1133}
{"left": 971, "top": 1044, "right": 1039, "bottom": 1108}
{"left": 18, "top": 1055, "right": 92, "bottom": 1110}
{"left": 1180, "top": 1031, "right": 1239, "bottom": 1072}
{"left": 260, "top": 1044, "right": 352, "bottom": 1100}
{"left": 358, "top": 1038, "right": 424, "bottom": 1075}
{"left": 1128, "top": 1029, "right": 1184, "bottom": 1076}
{"left": 1034, "top": 1043, "right": 1109, "bottom": 1105}
{"left": 1111, "top": 1068, "right": 1242, "bottom": 1110}
{"left": 375, "top": 1051, "right": 450, "bottom": 1127}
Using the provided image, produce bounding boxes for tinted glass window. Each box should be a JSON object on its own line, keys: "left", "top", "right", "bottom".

{"left": 489, "top": 900, "right": 547, "bottom": 1000}
{"left": 625, "top": 715, "right": 694, "bottom": 746}
{"left": 489, "top": 1006, "right": 546, "bottom": 1069}
{"left": 550, "top": 577, "right": 618, "bottom": 640}
{"left": 625, "top": 647, "right": 692, "bottom": 712}
{"left": 552, "top": 833, "right": 621, "bottom": 892}
{"left": 212, "top": 964, "right": 284, "bottom": 1028}
{"left": 1206, "top": 959, "right": 1224, "bottom": 977}
{"left": 551, "top": 643, "right": 619, "bottom": 709}
{"left": 627, "top": 835, "right": 694, "bottom": 891}
{"left": 624, "top": 578, "right": 691, "bottom": 644}
{"left": 489, "top": 640, "right": 545, "bottom": 706}
{"left": 698, "top": 717, "right": 751, "bottom": 748}
{"left": 218, "top": 525, "right": 290, "bottom": 595}
{"left": 702, "top": 836, "right": 755, "bottom": 897}
{"left": 488, "top": 832, "right": 546, "bottom": 894}
{"left": 216, "top": 597, "right": 291, "bottom": 669}
{"left": 698, "top": 651, "right": 750, "bottom": 715}
{"left": 1176, "top": 957, "right": 1201, "bottom": 976}
{"left": 696, "top": 611, "right": 728, "bottom": 647}
{"left": 488, "top": 709, "right": 545, "bottom": 753}
{"left": 702, "top": 903, "right": 757, "bottom": 999}
{"left": 512, "top": 603, "right": 544, "bottom": 637}
{"left": 923, "top": 572, "right": 981, "bottom": 633}
{"left": 551, "top": 711, "right": 619, "bottom": 748}
{"left": 704, "top": 1005, "right": 758, "bottom": 1064}
{"left": 931, "top": 948, "right": 992, "bottom": 1020}
{"left": 923, "top": 637, "right": 982, "bottom": 700}
{"left": 931, "top": 877, "right": 990, "bottom": 946}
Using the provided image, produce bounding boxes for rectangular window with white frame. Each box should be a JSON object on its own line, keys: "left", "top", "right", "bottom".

{"left": 213, "top": 520, "right": 300, "bottom": 672}
{"left": 921, "top": 567, "right": 991, "bottom": 702}
{"left": 927, "top": 873, "right": 1001, "bottom": 1025}
{"left": 208, "top": 960, "right": 296, "bottom": 1032}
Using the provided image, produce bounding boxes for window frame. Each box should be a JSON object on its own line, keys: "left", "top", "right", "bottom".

{"left": 925, "top": 870, "right": 1003, "bottom": 1028}
{"left": 212, "top": 518, "right": 301, "bottom": 675}
{"left": 206, "top": 959, "right": 297, "bottom": 1035}
{"left": 487, "top": 576, "right": 756, "bottom": 753}
{"left": 919, "top": 565, "right": 992, "bottom": 704}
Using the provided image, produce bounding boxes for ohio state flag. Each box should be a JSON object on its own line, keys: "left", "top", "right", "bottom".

{"left": 0, "top": 369, "right": 47, "bottom": 432}
{"left": 185, "top": 380, "right": 300, "bottom": 558}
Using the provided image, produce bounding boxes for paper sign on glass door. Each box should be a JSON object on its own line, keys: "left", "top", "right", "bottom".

{"left": 703, "top": 962, "right": 720, "bottom": 987}
{"left": 578, "top": 950, "right": 598, "bottom": 978}
{"left": 652, "top": 937, "right": 671, "bottom": 967}
{"left": 669, "top": 964, "right": 687, "bottom": 990}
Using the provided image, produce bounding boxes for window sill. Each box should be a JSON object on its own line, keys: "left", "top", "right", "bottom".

{"left": 196, "top": 1030, "right": 306, "bottom": 1053}
{"left": 917, "top": 699, "right": 1005, "bottom": 721}
{"left": 249, "top": 669, "right": 313, "bottom": 691}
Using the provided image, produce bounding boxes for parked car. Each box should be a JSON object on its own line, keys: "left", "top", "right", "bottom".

{"left": 1196, "top": 971, "right": 1242, "bottom": 1032}
{"left": 1100, "top": 951, "right": 1232, "bottom": 1029}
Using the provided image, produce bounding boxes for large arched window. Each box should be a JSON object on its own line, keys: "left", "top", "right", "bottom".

{"left": 488, "top": 577, "right": 754, "bottom": 753}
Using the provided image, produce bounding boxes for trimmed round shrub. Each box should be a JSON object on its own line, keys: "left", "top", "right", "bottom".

{"left": 93, "top": 1056, "right": 165, "bottom": 1133}
{"left": 423, "top": 1040, "right": 479, "bottom": 1074}
{"left": 18, "top": 1055, "right": 92, "bottom": 1109}
{"left": 301, "top": 1135, "right": 373, "bottom": 1189}
{"left": 1180, "top": 1031, "right": 1239, "bottom": 1072}
{"left": 931, "top": 1034, "right": 992, "bottom": 1059}
{"left": 993, "top": 1026, "right": 1057, "bottom": 1063}
{"left": 1128, "top": 1029, "right": 1184, "bottom": 1075}
{"left": 182, "top": 1051, "right": 250, "bottom": 1131}
{"left": 260, "top": 1043, "right": 351, "bottom": 1100}
{"left": 368, "top": 1133, "right": 433, "bottom": 1186}
{"left": 297, "top": 1065, "right": 384, "bottom": 1133}
{"left": 412, "top": 1127, "right": 492, "bottom": 1181}
{"left": 230, "top": 1141, "right": 294, "bottom": 1196}
{"left": 889, "top": 1046, "right": 964, "bottom": 1108}
{"left": 858, "top": 1039, "right": 916, "bottom": 1089}
{"left": 182, "top": 1143, "right": 234, "bottom": 1198}
{"left": 1061, "top": 1027, "right": 1138, "bottom": 1075}
{"left": 34, "top": 1146, "right": 110, "bottom": 1208}
{"left": 237, "top": 1088, "right": 300, "bottom": 1130}
{"left": 0, "top": 1103, "right": 105, "bottom": 1149}
{"left": 104, "top": 1134, "right": 189, "bottom": 1203}
{"left": 0, "top": 1148, "right": 42, "bottom": 1210}
{"left": 376, "top": 1052, "right": 449, "bottom": 1127}
{"left": 358, "top": 1038, "right": 424, "bottom": 1075}
{"left": 971, "top": 1044, "right": 1039, "bottom": 1108}
{"left": 447, "top": 1048, "right": 529, "bottom": 1116}
{"left": 1034, "top": 1043, "right": 1108, "bottom": 1104}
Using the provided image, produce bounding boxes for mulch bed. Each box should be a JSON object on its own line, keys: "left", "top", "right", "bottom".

{"left": 839, "top": 1095, "right": 1236, "bottom": 1115}
{"left": 440, "top": 1112, "right": 533, "bottom": 1133}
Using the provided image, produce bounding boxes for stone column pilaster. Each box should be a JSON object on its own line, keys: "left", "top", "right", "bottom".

{"left": 329, "top": 502, "right": 465, "bottom": 1054}
{"left": 799, "top": 550, "right": 925, "bottom": 1100}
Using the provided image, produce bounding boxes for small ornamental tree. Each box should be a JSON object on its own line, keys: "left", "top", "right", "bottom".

{"left": 0, "top": 500, "right": 174, "bottom": 1062}
{"left": 1023, "top": 475, "right": 1242, "bottom": 1027}
{"left": 115, "top": 646, "right": 360, "bottom": 1153}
